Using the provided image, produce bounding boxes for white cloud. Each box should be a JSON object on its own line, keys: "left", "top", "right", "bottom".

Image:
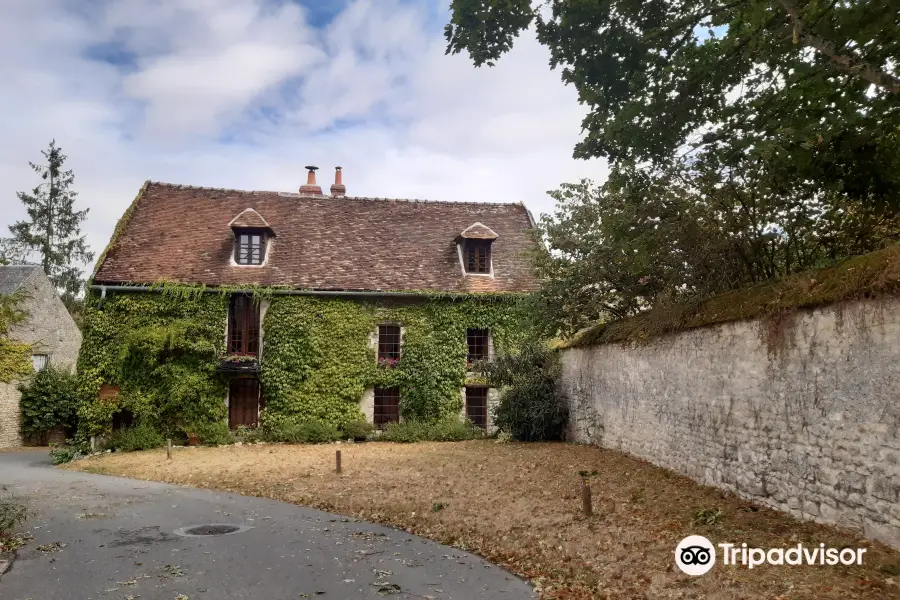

{"left": 0, "top": 0, "right": 607, "bottom": 272}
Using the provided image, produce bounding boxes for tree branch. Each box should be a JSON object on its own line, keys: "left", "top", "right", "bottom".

{"left": 776, "top": 0, "right": 900, "bottom": 94}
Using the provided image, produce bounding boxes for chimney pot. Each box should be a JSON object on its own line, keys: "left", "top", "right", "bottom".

{"left": 330, "top": 166, "right": 346, "bottom": 198}
{"left": 299, "top": 165, "right": 323, "bottom": 195}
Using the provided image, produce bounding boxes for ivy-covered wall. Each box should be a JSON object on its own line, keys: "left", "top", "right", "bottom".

{"left": 78, "top": 288, "right": 531, "bottom": 434}
{"left": 77, "top": 290, "right": 228, "bottom": 435}
{"left": 0, "top": 291, "right": 31, "bottom": 384}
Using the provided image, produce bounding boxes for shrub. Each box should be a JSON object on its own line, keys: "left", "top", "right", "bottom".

{"left": 18, "top": 365, "right": 79, "bottom": 444}
{"left": 478, "top": 339, "right": 568, "bottom": 441}
{"left": 380, "top": 417, "right": 484, "bottom": 443}
{"left": 192, "top": 420, "right": 232, "bottom": 446}
{"left": 48, "top": 438, "right": 90, "bottom": 464}
{"left": 262, "top": 420, "right": 340, "bottom": 444}
{"left": 231, "top": 425, "right": 262, "bottom": 444}
{"left": 340, "top": 420, "right": 374, "bottom": 441}
{"left": 103, "top": 423, "right": 165, "bottom": 452}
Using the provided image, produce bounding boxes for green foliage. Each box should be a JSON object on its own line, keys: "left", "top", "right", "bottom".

{"left": 340, "top": 419, "right": 374, "bottom": 441}
{"left": 193, "top": 420, "right": 232, "bottom": 446}
{"left": 693, "top": 508, "right": 725, "bottom": 526}
{"left": 445, "top": 0, "right": 534, "bottom": 67}
{"left": 0, "top": 499, "right": 27, "bottom": 536}
{"left": 103, "top": 423, "right": 165, "bottom": 452}
{"left": 446, "top": 1, "right": 900, "bottom": 204}
{"left": 448, "top": 2, "right": 900, "bottom": 335}
{"left": 48, "top": 438, "right": 90, "bottom": 464}
{"left": 231, "top": 425, "right": 262, "bottom": 444}
{"left": 379, "top": 417, "right": 485, "bottom": 443}
{"left": 262, "top": 419, "right": 340, "bottom": 444}
{"left": 3, "top": 140, "right": 94, "bottom": 304}
{"left": 0, "top": 290, "right": 31, "bottom": 384}
{"left": 565, "top": 243, "right": 900, "bottom": 347}
{"left": 77, "top": 291, "right": 228, "bottom": 436}
{"left": 536, "top": 169, "right": 900, "bottom": 335}
{"left": 259, "top": 295, "right": 528, "bottom": 429}
{"left": 78, "top": 289, "right": 530, "bottom": 439}
{"left": 480, "top": 340, "right": 567, "bottom": 441}
{"left": 18, "top": 365, "right": 78, "bottom": 442}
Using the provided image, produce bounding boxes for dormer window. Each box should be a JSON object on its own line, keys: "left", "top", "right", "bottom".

{"left": 465, "top": 240, "right": 491, "bottom": 273}
{"left": 456, "top": 222, "right": 498, "bottom": 276}
{"left": 236, "top": 231, "right": 266, "bottom": 265}
{"left": 228, "top": 208, "right": 275, "bottom": 267}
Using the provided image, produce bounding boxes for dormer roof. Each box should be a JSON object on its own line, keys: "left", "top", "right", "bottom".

{"left": 228, "top": 208, "right": 275, "bottom": 236}
{"left": 456, "top": 222, "right": 499, "bottom": 242}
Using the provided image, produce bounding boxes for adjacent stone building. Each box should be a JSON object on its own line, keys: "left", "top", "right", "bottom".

{"left": 0, "top": 265, "right": 82, "bottom": 448}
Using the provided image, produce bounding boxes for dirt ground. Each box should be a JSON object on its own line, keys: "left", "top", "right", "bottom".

{"left": 66, "top": 441, "right": 900, "bottom": 600}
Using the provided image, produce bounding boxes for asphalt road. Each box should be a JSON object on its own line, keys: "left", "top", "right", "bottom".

{"left": 0, "top": 450, "right": 533, "bottom": 600}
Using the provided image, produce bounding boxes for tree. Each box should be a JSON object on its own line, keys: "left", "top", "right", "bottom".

{"left": 535, "top": 164, "right": 900, "bottom": 335}
{"left": 4, "top": 141, "right": 94, "bottom": 308}
{"left": 446, "top": 1, "right": 900, "bottom": 208}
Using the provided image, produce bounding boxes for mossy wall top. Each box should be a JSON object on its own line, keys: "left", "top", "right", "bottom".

{"left": 77, "top": 289, "right": 530, "bottom": 434}
{"left": 562, "top": 244, "right": 900, "bottom": 348}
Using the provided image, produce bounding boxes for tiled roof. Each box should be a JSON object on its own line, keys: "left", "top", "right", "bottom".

{"left": 228, "top": 208, "right": 272, "bottom": 231}
{"left": 93, "top": 182, "right": 540, "bottom": 294}
{"left": 0, "top": 265, "right": 40, "bottom": 295}
{"left": 458, "top": 222, "right": 499, "bottom": 240}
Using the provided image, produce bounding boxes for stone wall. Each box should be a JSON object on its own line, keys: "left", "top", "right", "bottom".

{"left": 0, "top": 383, "right": 21, "bottom": 448}
{"left": 0, "top": 270, "right": 81, "bottom": 448}
{"left": 560, "top": 296, "right": 900, "bottom": 549}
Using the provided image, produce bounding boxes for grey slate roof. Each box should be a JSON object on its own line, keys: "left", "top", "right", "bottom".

{"left": 0, "top": 265, "right": 40, "bottom": 295}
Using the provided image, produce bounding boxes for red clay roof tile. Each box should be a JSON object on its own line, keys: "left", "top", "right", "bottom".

{"left": 93, "top": 182, "right": 539, "bottom": 294}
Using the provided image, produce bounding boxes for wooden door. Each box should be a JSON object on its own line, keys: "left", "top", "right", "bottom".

{"left": 229, "top": 378, "right": 262, "bottom": 428}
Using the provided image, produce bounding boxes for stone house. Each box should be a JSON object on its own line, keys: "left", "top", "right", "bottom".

{"left": 0, "top": 265, "right": 82, "bottom": 448}
{"left": 81, "top": 167, "right": 538, "bottom": 435}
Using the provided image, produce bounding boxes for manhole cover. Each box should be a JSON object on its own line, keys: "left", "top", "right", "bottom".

{"left": 173, "top": 523, "right": 251, "bottom": 537}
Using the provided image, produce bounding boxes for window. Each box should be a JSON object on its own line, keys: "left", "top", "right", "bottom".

{"left": 377, "top": 324, "right": 401, "bottom": 363}
{"left": 32, "top": 354, "right": 49, "bottom": 371}
{"left": 465, "top": 386, "right": 488, "bottom": 428}
{"left": 374, "top": 387, "right": 400, "bottom": 428}
{"left": 228, "top": 295, "right": 260, "bottom": 355}
{"left": 235, "top": 231, "right": 266, "bottom": 265}
{"left": 465, "top": 240, "right": 491, "bottom": 274}
{"left": 466, "top": 328, "right": 489, "bottom": 365}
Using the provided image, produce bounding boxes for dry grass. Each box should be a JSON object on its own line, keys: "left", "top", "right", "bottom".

{"left": 67, "top": 441, "right": 900, "bottom": 599}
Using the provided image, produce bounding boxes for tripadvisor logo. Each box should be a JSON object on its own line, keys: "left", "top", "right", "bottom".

{"left": 675, "top": 535, "right": 867, "bottom": 575}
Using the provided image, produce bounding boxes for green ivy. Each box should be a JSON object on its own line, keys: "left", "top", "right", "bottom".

{"left": 76, "top": 291, "right": 228, "bottom": 435}
{"left": 259, "top": 295, "right": 531, "bottom": 428}
{"left": 0, "top": 291, "right": 31, "bottom": 383}
{"left": 77, "top": 287, "right": 532, "bottom": 434}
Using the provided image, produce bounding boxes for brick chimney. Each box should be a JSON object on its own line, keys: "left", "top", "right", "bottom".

{"left": 330, "top": 166, "right": 346, "bottom": 198}
{"left": 299, "top": 165, "right": 322, "bottom": 195}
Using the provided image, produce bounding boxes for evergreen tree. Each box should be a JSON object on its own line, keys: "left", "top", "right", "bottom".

{"left": 4, "top": 140, "right": 94, "bottom": 308}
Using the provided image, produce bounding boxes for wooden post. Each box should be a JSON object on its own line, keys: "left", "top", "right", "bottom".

{"left": 90, "top": 436, "right": 96, "bottom": 453}
{"left": 581, "top": 477, "right": 592, "bottom": 517}
{"left": 167, "top": 439, "right": 172, "bottom": 460}
{"left": 335, "top": 450, "right": 342, "bottom": 474}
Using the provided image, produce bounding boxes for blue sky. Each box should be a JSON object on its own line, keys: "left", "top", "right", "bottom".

{"left": 0, "top": 0, "right": 606, "bottom": 271}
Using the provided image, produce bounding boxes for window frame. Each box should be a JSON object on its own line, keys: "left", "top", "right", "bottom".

{"left": 465, "top": 386, "right": 489, "bottom": 429}
{"left": 464, "top": 239, "right": 492, "bottom": 274}
{"left": 228, "top": 295, "right": 260, "bottom": 356}
{"left": 377, "top": 324, "right": 401, "bottom": 364}
{"left": 31, "top": 353, "right": 50, "bottom": 371}
{"left": 466, "top": 328, "right": 489, "bottom": 366}
{"left": 373, "top": 387, "right": 400, "bottom": 429}
{"left": 234, "top": 228, "right": 267, "bottom": 266}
